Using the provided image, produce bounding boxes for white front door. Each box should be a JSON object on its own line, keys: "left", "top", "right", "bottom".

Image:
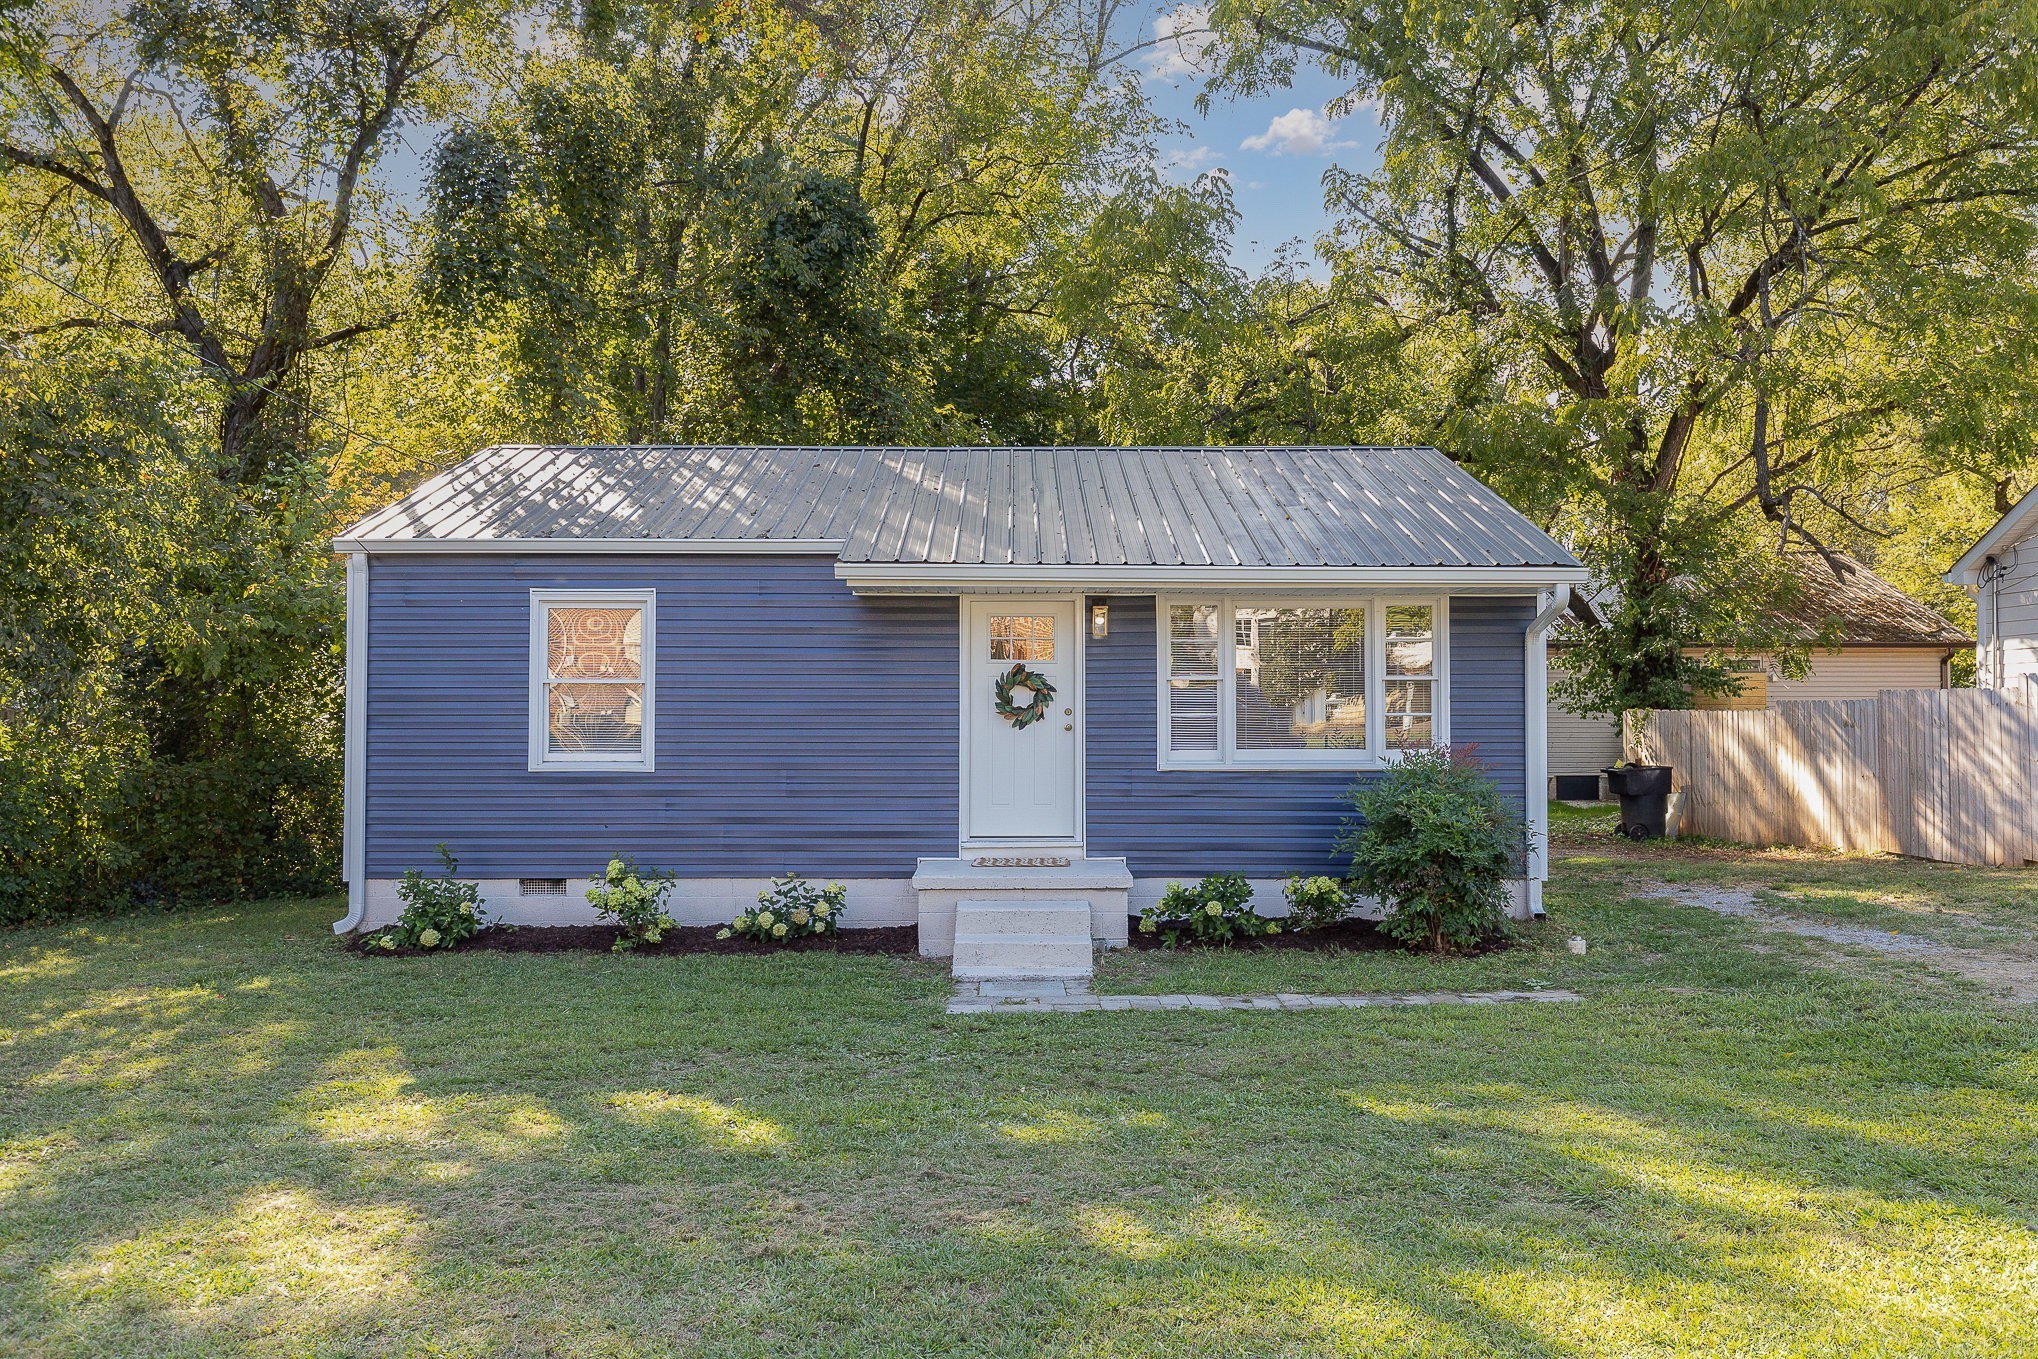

{"left": 965, "top": 598, "right": 1081, "bottom": 843}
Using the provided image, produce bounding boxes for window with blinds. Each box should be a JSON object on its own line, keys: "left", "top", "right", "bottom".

{"left": 1162, "top": 598, "right": 1446, "bottom": 767}
{"left": 529, "top": 590, "right": 656, "bottom": 771}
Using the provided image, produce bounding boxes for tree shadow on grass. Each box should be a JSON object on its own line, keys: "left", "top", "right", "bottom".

{"left": 2, "top": 896, "right": 2036, "bottom": 1356}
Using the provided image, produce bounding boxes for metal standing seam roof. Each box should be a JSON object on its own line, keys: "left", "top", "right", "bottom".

{"left": 337, "top": 445, "right": 1583, "bottom": 571}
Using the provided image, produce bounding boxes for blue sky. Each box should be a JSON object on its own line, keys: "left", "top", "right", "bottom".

{"left": 1124, "top": 2, "right": 1385, "bottom": 273}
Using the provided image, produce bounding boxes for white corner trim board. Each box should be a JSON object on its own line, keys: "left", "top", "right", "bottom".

{"left": 336, "top": 552, "right": 369, "bottom": 934}
{"left": 1523, "top": 585, "right": 1572, "bottom": 917}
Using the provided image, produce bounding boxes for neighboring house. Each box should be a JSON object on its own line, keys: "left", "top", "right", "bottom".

{"left": 334, "top": 445, "right": 1585, "bottom": 956}
{"left": 1547, "top": 552, "right": 1969, "bottom": 791}
{"left": 1947, "top": 486, "right": 2038, "bottom": 693}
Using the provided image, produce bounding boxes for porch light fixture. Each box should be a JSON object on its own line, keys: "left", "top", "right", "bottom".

{"left": 1090, "top": 602, "right": 1109, "bottom": 638}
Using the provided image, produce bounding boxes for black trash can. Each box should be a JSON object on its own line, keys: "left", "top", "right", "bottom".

{"left": 1603, "top": 764, "right": 1673, "bottom": 840}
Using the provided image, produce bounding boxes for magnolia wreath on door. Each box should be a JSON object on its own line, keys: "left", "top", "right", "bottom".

{"left": 994, "top": 663, "right": 1057, "bottom": 729}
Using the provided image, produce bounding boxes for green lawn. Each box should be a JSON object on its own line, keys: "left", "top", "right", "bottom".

{"left": 3, "top": 838, "right": 2036, "bottom": 1357}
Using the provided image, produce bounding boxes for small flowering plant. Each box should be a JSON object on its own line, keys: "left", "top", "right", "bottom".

{"left": 1137, "top": 872, "right": 1278, "bottom": 946}
{"left": 721, "top": 874, "right": 845, "bottom": 945}
{"left": 1282, "top": 874, "right": 1353, "bottom": 932}
{"left": 585, "top": 857, "right": 677, "bottom": 951}
{"left": 370, "top": 844, "right": 486, "bottom": 951}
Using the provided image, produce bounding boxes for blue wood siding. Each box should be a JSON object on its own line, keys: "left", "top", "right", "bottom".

{"left": 1083, "top": 595, "right": 1531, "bottom": 878}
{"left": 364, "top": 555, "right": 957, "bottom": 878}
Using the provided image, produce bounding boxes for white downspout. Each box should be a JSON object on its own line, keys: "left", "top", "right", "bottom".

{"left": 1524, "top": 585, "right": 1572, "bottom": 919}
{"left": 335, "top": 551, "right": 369, "bottom": 933}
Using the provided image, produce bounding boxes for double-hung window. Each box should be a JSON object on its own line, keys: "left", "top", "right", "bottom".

{"left": 1159, "top": 598, "right": 1446, "bottom": 769}
{"left": 529, "top": 589, "right": 656, "bottom": 771}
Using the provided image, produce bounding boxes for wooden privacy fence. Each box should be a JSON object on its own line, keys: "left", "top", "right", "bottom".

{"left": 1629, "top": 689, "right": 2038, "bottom": 866}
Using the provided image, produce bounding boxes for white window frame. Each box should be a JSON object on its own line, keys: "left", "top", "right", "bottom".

{"left": 529, "top": 588, "right": 657, "bottom": 772}
{"left": 1155, "top": 595, "right": 1449, "bottom": 771}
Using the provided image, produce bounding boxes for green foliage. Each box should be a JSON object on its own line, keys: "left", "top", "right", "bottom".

{"left": 1137, "top": 872, "right": 1281, "bottom": 947}
{"left": 723, "top": 874, "right": 844, "bottom": 945}
{"left": 1340, "top": 748, "right": 1521, "bottom": 954}
{"left": 585, "top": 857, "right": 677, "bottom": 951}
{"left": 371, "top": 846, "right": 486, "bottom": 951}
{"left": 1281, "top": 875, "right": 1352, "bottom": 933}
{"left": 1206, "top": 0, "right": 2038, "bottom": 710}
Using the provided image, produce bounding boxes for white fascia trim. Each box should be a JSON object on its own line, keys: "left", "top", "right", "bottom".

{"left": 1524, "top": 584, "right": 1570, "bottom": 908}
{"left": 839, "top": 563, "right": 1587, "bottom": 592}
{"left": 331, "top": 537, "right": 846, "bottom": 555}
{"left": 335, "top": 552, "right": 370, "bottom": 934}
{"left": 1946, "top": 485, "right": 2038, "bottom": 586}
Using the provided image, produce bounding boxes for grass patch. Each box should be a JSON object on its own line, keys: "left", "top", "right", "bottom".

{"left": 3, "top": 846, "right": 2036, "bottom": 1357}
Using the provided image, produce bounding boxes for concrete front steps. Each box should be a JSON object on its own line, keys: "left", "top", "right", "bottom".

{"left": 912, "top": 856, "right": 1131, "bottom": 959}
{"left": 950, "top": 899, "right": 1093, "bottom": 982}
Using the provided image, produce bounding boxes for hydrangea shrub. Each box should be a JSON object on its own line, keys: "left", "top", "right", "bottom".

{"left": 372, "top": 844, "right": 486, "bottom": 951}
{"left": 1136, "top": 872, "right": 1279, "bottom": 946}
{"left": 585, "top": 857, "right": 677, "bottom": 951}
{"left": 1282, "top": 874, "right": 1352, "bottom": 932}
{"left": 722, "top": 874, "right": 845, "bottom": 944}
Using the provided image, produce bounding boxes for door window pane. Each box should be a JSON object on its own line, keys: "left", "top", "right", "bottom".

{"left": 1235, "top": 607, "right": 1367, "bottom": 750}
{"left": 990, "top": 615, "right": 1055, "bottom": 662}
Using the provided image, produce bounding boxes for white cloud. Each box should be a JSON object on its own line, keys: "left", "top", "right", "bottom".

{"left": 1145, "top": 4, "right": 1215, "bottom": 79}
{"left": 1157, "top": 144, "right": 1220, "bottom": 179}
{"left": 1241, "top": 108, "right": 1354, "bottom": 156}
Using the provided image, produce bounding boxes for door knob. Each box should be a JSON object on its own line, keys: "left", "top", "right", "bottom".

{"left": 1063, "top": 723, "right": 1073, "bottom": 731}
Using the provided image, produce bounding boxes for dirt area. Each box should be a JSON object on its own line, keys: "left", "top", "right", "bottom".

{"left": 351, "top": 923, "right": 921, "bottom": 957}
{"left": 1636, "top": 880, "right": 2038, "bottom": 1003}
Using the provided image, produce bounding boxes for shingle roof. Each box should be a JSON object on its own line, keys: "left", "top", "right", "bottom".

{"left": 338, "top": 444, "right": 1581, "bottom": 571}
{"left": 1776, "top": 552, "right": 1971, "bottom": 647}
{"left": 1565, "top": 551, "right": 1969, "bottom": 648}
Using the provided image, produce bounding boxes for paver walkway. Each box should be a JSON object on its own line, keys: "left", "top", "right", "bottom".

{"left": 947, "top": 980, "right": 1583, "bottom": 1014}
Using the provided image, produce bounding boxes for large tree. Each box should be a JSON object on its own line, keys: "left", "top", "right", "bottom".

{"left": 422, "top": 0, "right": 1240, "bottom": 444}
{"left": 0, "top": 0, "right": 486, "bottom": 914}
{"left": 2, "top": 0, "right": 478, "bottom": 476}
{"left": 1208, "top": 0, "right": 2038, "bottom": 712}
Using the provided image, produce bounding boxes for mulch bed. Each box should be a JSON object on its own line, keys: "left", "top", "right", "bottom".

{"left": 1124, "top": 917, "right": 1513, "bottom": 955}
{"left": 349, "top": 923, "right": 920, "bottom": 957}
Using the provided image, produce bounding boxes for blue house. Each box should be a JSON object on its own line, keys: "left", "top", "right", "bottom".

{"left": 334, "top": 446, "right": 1584, "bottom": 963}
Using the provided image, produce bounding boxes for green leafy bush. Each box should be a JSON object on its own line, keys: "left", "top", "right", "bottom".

{"left": 1282, "top": 874, "right": 1352, "bottom": 932}
{"left": 369, "top": 845, "right": 486, "bottom": 951}
{"left": 1339, "top": 747, "right": 1522, "bottom": 954}
{"left": 722, "top": 874, "right": 844, "bottom": 944}
{"left": 585, "top": 857, "right": 677, "bottom": 950}
{"left": 1137, "top": 872, "right": 1279, "bottom": 946}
